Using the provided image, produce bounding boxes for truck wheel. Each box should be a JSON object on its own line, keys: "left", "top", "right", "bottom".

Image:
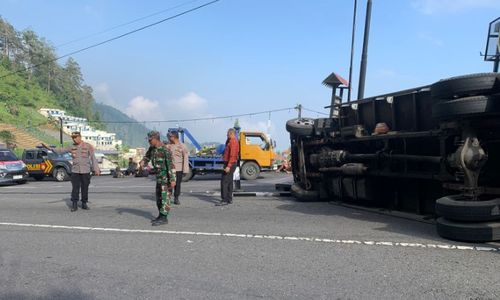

{"left": 182, "top": 167, "right": 194, "bottom": 182}
{"left": 291, "top": 183, "right": 320, "bottom": 202}
{"left": 241, "top": 162, "right": 260, "bottom": 180}
{"left": 431, "top": 73, "right": 500, "bottom": 100}
{"left": 432, "top": 95, "right": 500, "bottom": 119}
{"left": 54, "top": 168, "right": 69, "bottom": 182}
{"left": 436, "top": 195, "right": 500, "bottom": 222}
{"left": 436, "top": 217, "right": 500, "bottom": 242}
{"left": 286, "top": 118, "right": 315, "bottom": 137}
{"left": 33, "top": 175, "right": 45, "bottom": 181}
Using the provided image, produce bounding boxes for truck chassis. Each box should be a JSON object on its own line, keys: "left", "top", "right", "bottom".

{"left": 287, "top": 73, "right": 500, "bottom": 242}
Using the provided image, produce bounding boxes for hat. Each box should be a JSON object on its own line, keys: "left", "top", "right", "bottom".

{"left": 147, "top": 130, "right": 161, "bottom": 140}
{"left": 71, "top": 131, "right": 81, "bottom": 138}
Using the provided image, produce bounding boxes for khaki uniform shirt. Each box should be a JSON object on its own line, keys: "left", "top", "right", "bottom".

{"left": 61, "top": 142, "right": 100, "bottom": 174}
{"left": 167, "top": 143, "right": 189, "bottom": 173}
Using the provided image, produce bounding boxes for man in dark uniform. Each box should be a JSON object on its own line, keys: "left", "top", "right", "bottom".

{"left": 42, "top": 131, "right": 100, "bottom": 211}
{"left": 140, "top": 131, "right": 176, "bottom": 226}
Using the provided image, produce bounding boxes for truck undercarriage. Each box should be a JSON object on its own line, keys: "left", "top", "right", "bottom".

{"left": 287, "top": 73, "right": 500, "bottom": 242}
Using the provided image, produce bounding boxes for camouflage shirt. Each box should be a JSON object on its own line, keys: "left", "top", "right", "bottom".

{"left": 142, "top": 145, "right": 176, "bottom": 183}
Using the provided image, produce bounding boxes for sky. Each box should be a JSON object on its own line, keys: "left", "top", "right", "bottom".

{"left": 2, "top": 0, "right": 500, "bottom": 150}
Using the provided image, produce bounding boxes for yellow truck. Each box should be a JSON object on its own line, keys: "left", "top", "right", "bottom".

{"left": 170, "top": 127, "right": 276, "bottom": 181}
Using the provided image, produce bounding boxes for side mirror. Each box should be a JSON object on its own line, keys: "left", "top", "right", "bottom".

{"left": 273, "top": 140, "right": 276, "bottom": 148}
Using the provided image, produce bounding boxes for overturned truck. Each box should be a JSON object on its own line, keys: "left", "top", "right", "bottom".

{"left": 286, "top": 73, "right": 500, "bottom": 242}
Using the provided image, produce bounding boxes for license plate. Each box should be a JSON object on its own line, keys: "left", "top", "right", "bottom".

{"left": 13, "top": 175, "right": 22, "bottom": 180}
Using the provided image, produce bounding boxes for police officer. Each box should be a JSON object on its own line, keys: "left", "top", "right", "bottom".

{"left": 42, "top": 131, "right": 100, "bottom": 212}
{"left": 140, "top": 131, "right": 176, "bottom": 226}
{"left": 167, "top": 131, "right": 190, "bottom": 205}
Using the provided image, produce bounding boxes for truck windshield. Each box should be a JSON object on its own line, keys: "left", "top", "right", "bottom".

{"left": 0, "top": 150, "right": 18, "bottom": 161}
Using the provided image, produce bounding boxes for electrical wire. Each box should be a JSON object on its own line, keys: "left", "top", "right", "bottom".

{"left": 87, "top": 107, "right": 296, "bottom": 124}
{"left": 302, "top": 107, "right": 329, "bottom": 116}
{"left": 0, "top": 0, "right": 220, "bottom": 79}
{"left": 56, "top": 0, "right": 202, "bottom": 48}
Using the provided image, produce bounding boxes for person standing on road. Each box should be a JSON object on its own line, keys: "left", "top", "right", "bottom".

{"left": 217, "top": 128, "right": 239, "bottom": 206}
{"left": 42, "top": 131, "right": 100, "bottom": 212}
{"left": 167, "top": 131, "right": 190, "bottom": 205}
{"left": 140, "top": 131, "right": 176, "bottom": 226}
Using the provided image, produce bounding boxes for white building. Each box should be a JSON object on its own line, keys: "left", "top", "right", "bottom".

{"left": 39, "top": 108, "right": 123, "bottom": 151}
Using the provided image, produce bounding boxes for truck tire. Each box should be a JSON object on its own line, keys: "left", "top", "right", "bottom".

{"left": 431, "top": 73, "right": 500, "bottom": 100}
{"left": 432, "top": 95, "right": 500, "bottom": 119}
{"left": 436, "top": 195, "right": 500, "bottom": 222}
{"left": 286, "top": 118, "right": 315, "bottom": 137}
{"left": 241, "top": 162, "right": 260, "bottom": 180}
{"left": 33, "top": 174, "right": 45, "bottom": 181}
{"left": 54, "top": 167, "right": 69, "bottom": 182}
{"left": 291, "top": 183, "right": 320, "bottom": 202}
{"left": 436, "top": 217, "right": 500, "bottom": 242}
{"left": 182, "top": 167, "right": 194, "bottom": 182}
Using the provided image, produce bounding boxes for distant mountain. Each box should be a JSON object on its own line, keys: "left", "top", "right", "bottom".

{"left": 93, "top": 103, "right": 150, "bottom": 148}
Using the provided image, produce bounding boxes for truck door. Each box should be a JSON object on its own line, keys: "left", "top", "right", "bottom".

{"left": 240, "top": 133, "right": 273, "bottom": 168}
{"left": 24, "top": 150, "right": 45, "bottom": 175}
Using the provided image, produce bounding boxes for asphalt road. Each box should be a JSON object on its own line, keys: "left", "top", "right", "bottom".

{"left": 0, "top": 173, "right": 499, "bottom": 299}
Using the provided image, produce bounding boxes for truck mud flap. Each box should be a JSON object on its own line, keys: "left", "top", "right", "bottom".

{"left": 431, "top": 73, "right": 500, "bottom": 99}
{"left": 436, "top": 217, "right": 500, "bottom": 243}
{"left": 291, "top": 183, "right": 320, "bottom": 202}
{"left": 436, "top": 195, "right": 500, "bottom": 222}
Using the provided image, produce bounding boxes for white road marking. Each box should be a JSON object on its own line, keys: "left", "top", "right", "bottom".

{"left": 0, "top": 222, "right": 498, "bottom": 252}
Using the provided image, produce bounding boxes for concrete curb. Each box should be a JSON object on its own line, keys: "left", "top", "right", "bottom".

{"left": 234, "top": 191, "right": 292, "bottom": 197}
{"left": 188, "top": 191, "right": 291, "bottom": 198}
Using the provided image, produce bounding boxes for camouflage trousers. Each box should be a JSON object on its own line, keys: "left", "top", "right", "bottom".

{"left": 155, "top": 177, "right": 172, "bottom": 216}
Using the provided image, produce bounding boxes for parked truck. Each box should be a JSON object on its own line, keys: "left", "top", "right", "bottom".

{"left": 169, "top": 127, "right": 276, "bottom": 181}
{"left": 286, "top": 73, "right": 500, "bottom": 242}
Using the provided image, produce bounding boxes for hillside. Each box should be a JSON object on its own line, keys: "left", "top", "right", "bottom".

{"left": 93, "top": 102, "right": 150, "bottom": 148}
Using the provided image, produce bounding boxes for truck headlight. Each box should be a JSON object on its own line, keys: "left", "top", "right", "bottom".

{"left": 0, "top": 165, "right": 6, "bottom": 170}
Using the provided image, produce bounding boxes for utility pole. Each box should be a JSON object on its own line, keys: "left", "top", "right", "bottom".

{"left": 59, "top": 117, "right": 63, "bottom": 147}
{"left": 347, "top": 0, "right": 358, "bottom": 102}
{"left": 357, "top": 0, "right": 373, "bottom": 100}
{"left": 295, "top": 104, "right": 302, "bottom": 119}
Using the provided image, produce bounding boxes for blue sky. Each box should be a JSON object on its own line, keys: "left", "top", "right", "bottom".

{"left": 2, "top": 0, "right": 500, "bottom": 149}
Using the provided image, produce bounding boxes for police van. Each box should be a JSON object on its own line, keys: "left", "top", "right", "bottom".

{"left": 22, "top": 147, "right": 72, "bottom": 182}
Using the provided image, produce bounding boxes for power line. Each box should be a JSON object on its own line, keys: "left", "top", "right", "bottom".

{"left": 56, "top": 0, "right": 202, "bottom": 48}
{"left": 88, "top": 107, "right": 296, "bottom": 124}
{"left": 302, "top": 107, "right": 329, "bottom": 116}
{"left": 0, "top": 0, "right": 220, "bottom": 79}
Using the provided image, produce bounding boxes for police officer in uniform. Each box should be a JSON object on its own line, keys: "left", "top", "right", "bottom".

{"left": 140, "top": 131, "right": 176, "bottom": 226}
{"left": 43, "top": 131, "right": 100, "bottom": 211}
{"left": 167, "top": 131, "right": 190, "bottom": 205}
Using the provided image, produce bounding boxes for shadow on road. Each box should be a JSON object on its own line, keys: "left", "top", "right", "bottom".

{"left": 115, "top": 207, "right": 155, "bottom": 220}
{"left": 275, "top": 200, "right": 442, "bottom": 241}
{"left": 0, "top": 289, "right": 94, "bottom": 300}
{"left": 140, "top": 194, "right": 155, "bottom": 201}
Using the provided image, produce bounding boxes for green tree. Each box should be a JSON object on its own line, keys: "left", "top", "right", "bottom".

{"left": 0, "top": 130, "right": 16, "bottom": 148}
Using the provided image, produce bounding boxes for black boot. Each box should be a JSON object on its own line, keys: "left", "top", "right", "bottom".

{"left": 151, "top": 214, "right": 161, "bottom": 222}
{"left": 174, "top": 197, "right": 180, "bottom": 205}
{"left": 152, "top": 215, "right": 168, "bottom": 226}
{"left": 82, "top": 202, "right": 89, "bottom": 210}
{"left": 71, "top": 201, "right": 78, "bottom": 212}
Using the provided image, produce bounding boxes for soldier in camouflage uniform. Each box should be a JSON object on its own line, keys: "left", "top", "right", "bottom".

{"left": 140, "top": 131, "right": 176, "bottom": 226}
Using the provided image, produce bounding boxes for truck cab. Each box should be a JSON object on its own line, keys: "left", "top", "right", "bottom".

{"left": 239, "top": 131, "right": 276, "bottom": 180}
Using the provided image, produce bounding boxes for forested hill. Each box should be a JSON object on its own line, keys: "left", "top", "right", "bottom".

{"left": 0, "top": 17, "right": 103, "bottom": 128}
{"left": 93, "top": 103, "right": 150, "bottom": 148}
